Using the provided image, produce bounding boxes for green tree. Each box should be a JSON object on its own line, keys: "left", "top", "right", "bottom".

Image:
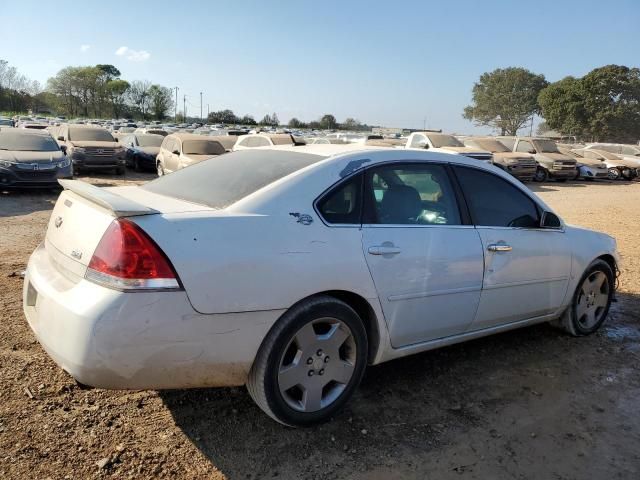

{"left": 148, "top": 84, "right": 174, "bottom": 120}
{"left": 537, "top": 76, "right": 586, "bottom": 137}
{"left": 538, "top": 65, "right": 640, "bottom": 142}
{"left": 288, "top": 117, "right": 306, "bottom": 128}
{"left": 240, "top": 114, "right": 257, "bottom": 125}
{"left": 259, "top": 113, "right": 273, "bottom": 126}
{"left": 106, "top": 79, "right": 130, "bottom": 118}
{"left": 319, "top": 114, "right": 337, "bottom": 130}
{"left": 463, "top": 67, "right": 548, "bottom": 135}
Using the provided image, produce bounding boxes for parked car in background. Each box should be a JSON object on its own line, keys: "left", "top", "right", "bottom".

{"left": 586, "top": 143, "right": 640, "bottom": 158}
{"left": 18, "top": 122, "right": 48, "bottom": 130}
{"left": 0, "top": 117, "right": 14, "bottom": 127}
{"left": 51, "top": 125, "right": 125, "bottom": 174}
{"left": 156, "top": 133, "right": 236, "bottom": 175}
{"left": 557, "top": 148, "right": 608, "bottom": 180}
{"left": 305, "top": 137, "right": 347, "bottom": 145}
{"left": 405, "top": 131, "right": 493, "bottom": 163}
{"left": 573, "top": 148, "right": 637, "bottom": 180}
{"left": 463, "top": 137, "right": 537, "bottom": 181}
{"left": 233, "top": 133, "right": 298, "bottom": 150}
{"left": 134, "top": 127, "right": 168, "bottom": 137}
{"left": 121, "top": 134, "right": 165, "bottom": 172}
{"left": 0, "top": 127, "right": 72, "bottom": 187}
{"left": 508, "top": 137, "right": 577, "bottom": 182}
{"left": 23, "top": 145, "right": 618, "bottom": 426}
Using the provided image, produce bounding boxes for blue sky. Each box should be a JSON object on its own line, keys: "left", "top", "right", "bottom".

{"left": 3, "top": 0, "right": 639, "bottom": 132}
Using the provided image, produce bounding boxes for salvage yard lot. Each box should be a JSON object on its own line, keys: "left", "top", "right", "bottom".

{"left": 1, "top": 176, "right": 639, "bottom": 479}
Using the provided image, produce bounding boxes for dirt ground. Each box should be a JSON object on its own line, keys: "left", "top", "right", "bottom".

{"left": 1, "top": 173, "right": 639, "bottom": 479}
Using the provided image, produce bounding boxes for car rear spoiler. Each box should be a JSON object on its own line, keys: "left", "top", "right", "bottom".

{"left": 58, "top": 179, "right": 159, "bottom": 217}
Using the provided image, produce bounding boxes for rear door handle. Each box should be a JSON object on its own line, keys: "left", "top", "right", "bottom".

{"left": 487, "top": 243, "right": 512, "bottom": 252}
{"left": 368, "top": 245, "right": 402, "bottom": 255}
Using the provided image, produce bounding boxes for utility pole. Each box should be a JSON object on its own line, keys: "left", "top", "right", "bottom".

{"left": 174, "top": 87, "right": 178, "bottom": 123}
{"left": 529, "top": 114, "right": 534, "bottom": 136}
{"left": 200, "top": 92, "right": 203, "bottom": 123}
{"left": 183, "top": 95, "right": 186, "bottom": 123}
{"left": 207, "top": 104, "right": 210, "bottom": 120}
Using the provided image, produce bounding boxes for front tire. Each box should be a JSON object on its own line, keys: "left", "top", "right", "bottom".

{"left": 247, "top": 296, "right": 368, "bottom": 426}
{"left": 552, "top": 260, "right": 614, "bottom": 336}
{"left": 533, "top": 167, "right": 549, "bottom": 182}
{"left": 157, "top": 162, "right": 165, "bottom": 176}
{"left": 608, "top": 167, "right": 621, "bottom": 180}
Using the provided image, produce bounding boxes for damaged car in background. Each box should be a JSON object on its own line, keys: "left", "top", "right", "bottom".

{"left": 24, "top": 145, "right": 619, "bottom": 426}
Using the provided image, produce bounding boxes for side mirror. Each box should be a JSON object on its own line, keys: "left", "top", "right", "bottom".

{"left": 528, "top": 149, "right": 536, "bottom": 154}
{"left": 172, "top": 150, "right": 180, "bottom": 155}
{"left": 57, "top": 136, "right": 64, "bottom": 141}
{"left": 60, "top": 145, "right": 67, "bottom": 154}
{"left": 114, "top": 138, "right": 119, "bottom": 142}
{"left": 541, "top": 211, "right": 562, "bottom": 229}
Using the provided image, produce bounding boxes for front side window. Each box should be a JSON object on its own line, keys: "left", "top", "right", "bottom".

{"left": 365, "top": 164, "right": 461, "bottom": 225}
{"left": 409, "top": 134, "right": 427, "bottom": 149}
{"left": 317, "top": 174, "right": 362, "bottom": 224}
{"left": 454, "top": 166, "right": 539, "bottom": 228}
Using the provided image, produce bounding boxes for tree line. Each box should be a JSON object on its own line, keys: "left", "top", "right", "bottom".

{"left": 0, "top": 60, "right": 174, "bottom": 120}
{"left": 463, "top": 64, "right": 640, "bottom": 143}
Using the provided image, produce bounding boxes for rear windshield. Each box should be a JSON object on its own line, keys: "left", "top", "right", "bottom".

{"left": 137, "top": 135, "right": 163, "bottom": 147}
{"left": 143, "top": 149, "right": 325, "bottom": 208}
{"left": 270, "top": 135, "right": 294, "bottom": 146}
{"left": 68, "top": 128, "right": 115, "bottom": 142}
{"left": 475, "top": 139, "right": 510, "bottom": 153}
{"left": 427, "top": 134, "right": 464, "bottom": 148}
{"left": 182, "top": 139, "right": 226, "bottom": 155}
{"left": 0, "top": 131, "right": 60, "bottom": 152}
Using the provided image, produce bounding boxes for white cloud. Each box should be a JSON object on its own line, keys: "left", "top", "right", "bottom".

{"left": 115, "top": 46, "right": 150, "bottom": 62}
{"left": 80, "top": 44, "right": 91, "bottom": 52}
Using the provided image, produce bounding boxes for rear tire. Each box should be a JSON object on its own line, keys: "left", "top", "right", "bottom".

{"left": 134, "top": 157, "right": 142, "bottom": 172}
{"left": 115, "top": 167, "right": 125, "bottom": 175}
{"left": 552, "top": 259, "right": 614, "bottom": 336}
{"left": 247, "top": 296, "right": 368, "bottom": 427}
{"left": 555, "top": 178, "right": 568, "bottom": 183}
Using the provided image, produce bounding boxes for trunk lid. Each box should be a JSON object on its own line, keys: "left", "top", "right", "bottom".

{"left": 44, "top": 180, "right": 214, "bottom": 281}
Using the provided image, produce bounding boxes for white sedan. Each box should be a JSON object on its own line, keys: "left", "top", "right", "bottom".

{"left": 23, "top": 145, "right": 619, "bottom": 426}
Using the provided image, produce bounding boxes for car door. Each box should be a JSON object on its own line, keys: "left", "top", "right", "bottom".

{"left": 453, "top": 165, "right": 572, "bottom": 330}
{"left": 360, "top": 163, "right": 485, "bottom": 347}
{"left": 164, "top": 138, "right": 178, "bottom": 173}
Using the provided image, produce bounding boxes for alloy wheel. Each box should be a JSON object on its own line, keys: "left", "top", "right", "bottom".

{"left": 575, "top": 271, "right": 610, "bottom": 330}
{"left": 277, "top": 318, "right": 357, "bottom": 412}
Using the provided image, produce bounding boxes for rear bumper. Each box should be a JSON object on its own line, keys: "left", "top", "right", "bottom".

{"left": 23, "top": 243, "right": 283, "bottom": 389}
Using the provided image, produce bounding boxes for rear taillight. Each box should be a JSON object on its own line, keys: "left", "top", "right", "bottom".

{"left": 86, "top": 218, "right": 181, "bottom": 291}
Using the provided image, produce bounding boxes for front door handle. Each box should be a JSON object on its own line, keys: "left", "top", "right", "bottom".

{"left": 487, "top": 243, "right": 512, "bottom": 252}
{"left": 368, "top": 245, "right": 402, "bottom": 255}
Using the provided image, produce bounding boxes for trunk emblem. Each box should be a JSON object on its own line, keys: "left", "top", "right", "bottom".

{"left": 54, "top": 216, "right": 63, "bottom": 228}
{"left": 71, "top": 250, "right": 83, "bottom": 260}
{"left": 32, "top": 163, "right": 40, "bottom": 171}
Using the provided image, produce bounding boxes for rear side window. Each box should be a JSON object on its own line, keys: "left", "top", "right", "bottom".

{"left": 317, "top": 174, "right": 362, "bottom": 224}
{"left": 454, "top": 166, "right": 539, "bottom": 228}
